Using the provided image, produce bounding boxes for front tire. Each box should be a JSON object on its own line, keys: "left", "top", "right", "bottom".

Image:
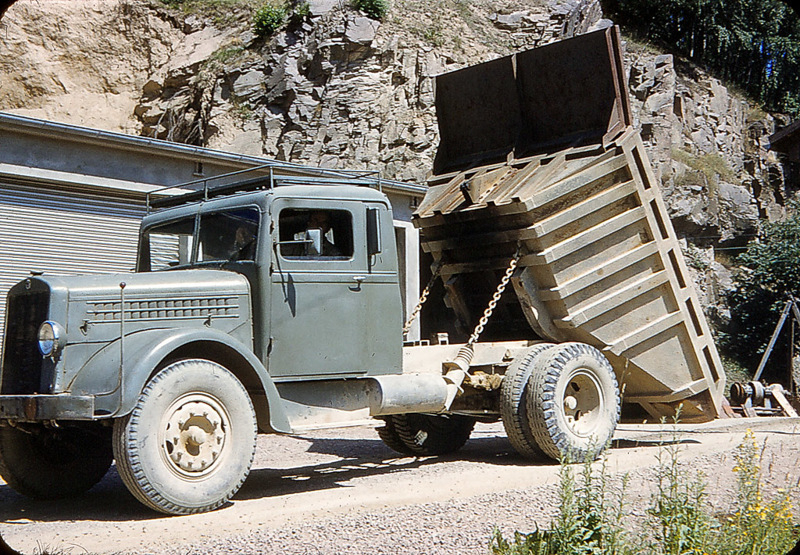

{"left": 113, "top": 359, "right": 257, "bottom": 515}
{"left": 526, "top": 343, "right": 620, "bottom": 461}
{"left": 0, "top": 422, "right": 112, "bottom": 499}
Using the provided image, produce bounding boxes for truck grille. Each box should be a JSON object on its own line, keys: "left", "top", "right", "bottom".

{"left": 1, "top": 286, "right": 49, "bottom": 394}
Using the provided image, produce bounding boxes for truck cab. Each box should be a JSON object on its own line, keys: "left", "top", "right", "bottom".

{"left": 0, "top": 176, "right": 416, "bottom": 515}
{"left": 138, "top": 184, "right": 403, "bottom": 380}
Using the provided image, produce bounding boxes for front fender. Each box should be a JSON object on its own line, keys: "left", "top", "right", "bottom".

{"left": 71, "top": 327, "right": 291, "bottom": 433}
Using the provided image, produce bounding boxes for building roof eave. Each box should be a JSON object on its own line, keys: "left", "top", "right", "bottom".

{"left": 0, "top": 111, "right": 427, "bottom": 197}
{"left": 769, "top": 119, "right": 800, "bottom": 152}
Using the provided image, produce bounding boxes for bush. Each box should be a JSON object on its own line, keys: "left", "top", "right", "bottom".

{"left": 292, "top": 1, "right": 310, "bottom": 20}
{"left": 253, "top": 2, "right": 288, "bottom": 37}
{"left": 353, "top": 0, "right": 389, "bottom": 20}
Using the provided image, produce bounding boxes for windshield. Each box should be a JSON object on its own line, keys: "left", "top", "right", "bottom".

{"left": 140, "top": 208, "right": 260, "bottom": 271}
{"left": 142, "top": 217, "right": 195, "bottom": 271}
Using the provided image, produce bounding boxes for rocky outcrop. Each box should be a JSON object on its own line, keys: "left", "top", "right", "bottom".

{"left": 132, "top": 0, "right": 608, "bottom": 182}
{"left": 628, "top": 47, "right": 792, "bottom": 230}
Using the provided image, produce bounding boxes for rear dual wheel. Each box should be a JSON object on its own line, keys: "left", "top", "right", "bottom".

{"left": 502, "top": 342, "right": 620, "bottom": 461}
{"left": 500, "top": 342, "right": 556, "bottom": 459}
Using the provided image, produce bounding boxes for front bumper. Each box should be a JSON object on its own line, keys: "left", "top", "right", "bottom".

{"left": 0, "top": 394, "right": 95, "bottom": 422}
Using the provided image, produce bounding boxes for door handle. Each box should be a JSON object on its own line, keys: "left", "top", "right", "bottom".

{"left": 350, "top": 275, "right": 366, "bottom": 292}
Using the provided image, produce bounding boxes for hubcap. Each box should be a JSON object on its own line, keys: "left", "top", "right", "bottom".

{"left": 161, "top": 395, "right": 228, "bottom": 477}
{"left": 562, "top": 369, "right": 604, "bottom": 437}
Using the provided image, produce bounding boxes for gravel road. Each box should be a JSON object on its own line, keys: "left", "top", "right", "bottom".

{"left": 1, "top": 417, "right": 799, "bottom": 554}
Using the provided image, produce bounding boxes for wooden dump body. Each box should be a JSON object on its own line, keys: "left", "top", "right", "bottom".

{"left": 414, "top": 27, "right": 726, "bottom": 422}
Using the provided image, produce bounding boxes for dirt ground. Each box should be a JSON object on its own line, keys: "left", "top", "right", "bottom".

{"left": 1, "top": 417, "right": 799, "bottom": 554}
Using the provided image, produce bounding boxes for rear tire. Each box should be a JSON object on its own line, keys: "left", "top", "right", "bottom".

{"left": 0, "top": 422, "right": 112, "bottom": 499}
{"left": 376, "top": 417, "right": 416, "bottom": 456}
{"left": 500, "top": 342, "right": 556, "bottom": 459}
{"left": 113, "top": 359, "right": 257, "bottom": 515}
{"left": 386, "top": 413, "right": 475, "bottom": 456}
{"left": 526, "top": 342, "right": 620, "bottom": 461}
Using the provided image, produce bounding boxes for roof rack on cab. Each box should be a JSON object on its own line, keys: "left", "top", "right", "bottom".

{"left": 146, "top": 161, "right": 384, "bottom": 213}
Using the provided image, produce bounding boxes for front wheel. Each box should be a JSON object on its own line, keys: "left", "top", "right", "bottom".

{"left": 113, "top": 359, "right": 257, "bottom": 515}
{"left": 526, "top": 343, "right": 620, "bottom": 461}
{"left": 0, "top": 422, "right": 112, "bottom": 499}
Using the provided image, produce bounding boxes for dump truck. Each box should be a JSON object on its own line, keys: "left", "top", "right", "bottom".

{"left": 0, "top": 27, "right": 725, "bottom": 515}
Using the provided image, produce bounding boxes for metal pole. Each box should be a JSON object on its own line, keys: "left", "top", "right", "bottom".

{"left": 790, "top": 312, "right": 795, "bottom": 395}
{"left": 753, "top": 300, "right": 793, "bottom": 381}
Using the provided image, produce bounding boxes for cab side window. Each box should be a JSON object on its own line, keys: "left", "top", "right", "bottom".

{"left": 279, "top": 208, "right": 354, "bottom": 259}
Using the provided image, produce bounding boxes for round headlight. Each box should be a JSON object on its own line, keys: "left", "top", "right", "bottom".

{"left": 38, "top": 321, "right": 64, "bottom": 357}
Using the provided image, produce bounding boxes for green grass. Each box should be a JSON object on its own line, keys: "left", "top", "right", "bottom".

{"left": 353, "top": 0, "right": 389, "bottom": 20}
{"left": 159, "top": 0, "right": 259, "bottom": 28}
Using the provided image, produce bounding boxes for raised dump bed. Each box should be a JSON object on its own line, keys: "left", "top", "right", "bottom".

{"left": 414, "top": 27, "right": 726, "bottom": 422}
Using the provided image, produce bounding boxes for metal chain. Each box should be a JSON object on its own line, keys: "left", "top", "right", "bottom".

{"left": 402, "top": 262, "right": 442, "bottom": 337}
{"left": 467, "top": 253, "right": 520, "bottom": 346}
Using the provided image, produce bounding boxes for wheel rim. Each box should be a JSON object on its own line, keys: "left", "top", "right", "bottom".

{"left": 561, "top": 368, "right": 604, "bottom": 437}
{"left": 160, "top": 394, "right": 229, "bottom": 478}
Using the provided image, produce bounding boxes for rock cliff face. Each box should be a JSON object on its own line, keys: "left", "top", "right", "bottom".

{"left": 135, "top": 0, "right": 611, "bottom": 183}
{"left": 0, "top": 0, "right": 204, "bottom": 132}
{"left": 0, "top": 0, "right": 795, "bottom": 320}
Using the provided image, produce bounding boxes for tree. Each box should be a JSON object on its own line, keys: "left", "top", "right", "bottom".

{"left": 602, "top": 0, "right": 800, "bottom": 117}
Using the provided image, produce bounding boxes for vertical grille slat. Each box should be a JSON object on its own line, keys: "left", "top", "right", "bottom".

{"left": 1, "top": 287, "right": 49, "bottom": 394}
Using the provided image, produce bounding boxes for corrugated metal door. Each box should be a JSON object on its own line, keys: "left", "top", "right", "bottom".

{"left": 0, "top": 182, "right": 145, "bottom": 349}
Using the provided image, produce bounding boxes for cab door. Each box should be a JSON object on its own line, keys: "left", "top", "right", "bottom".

{"left": 267, "top": 198, "right": 370, "bottom": 378}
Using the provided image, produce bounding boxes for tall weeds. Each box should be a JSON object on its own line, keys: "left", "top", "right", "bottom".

{"left": 647, "top": 424, "right": 713, "bottom": 554}
{"left": 491, "top": 428, "right": 799, "bottom": 555}
{"left": 717, "top": 429, "right": 798, "bottom": 555}
{"left": 491, "top": 449, "right": 630, "bottom": 555}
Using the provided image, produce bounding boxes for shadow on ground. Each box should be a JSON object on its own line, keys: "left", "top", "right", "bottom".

{"left": 0, "top": 425, "right": 680, "bottom": 524}
{"left": 0, "top": 433, "right": 540, "bottom": 523}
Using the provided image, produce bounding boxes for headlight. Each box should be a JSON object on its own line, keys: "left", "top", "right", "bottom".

{"left": 38, "top": 321, "right": 64, "bottom": 357}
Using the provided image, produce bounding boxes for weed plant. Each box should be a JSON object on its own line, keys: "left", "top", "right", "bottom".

{"left": 353, "top": 0, "right": 389, "bottom": 20}
{"left": 253, "top": 2, "right": 288, "bottom": 37}
{"left": 716, "top": 429, "right": 798, "bottom": 555}
{"left": 491, "top": 425, "right": 798, "bottom": 555}
{"left": 491, "top": 449, "right": 630, "bottom": 555}
{"left": 646, "top": 411, "right": 714, "bottom": 554}
{"left": 252, "top": 1, "right": 312, "bottom": 38}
